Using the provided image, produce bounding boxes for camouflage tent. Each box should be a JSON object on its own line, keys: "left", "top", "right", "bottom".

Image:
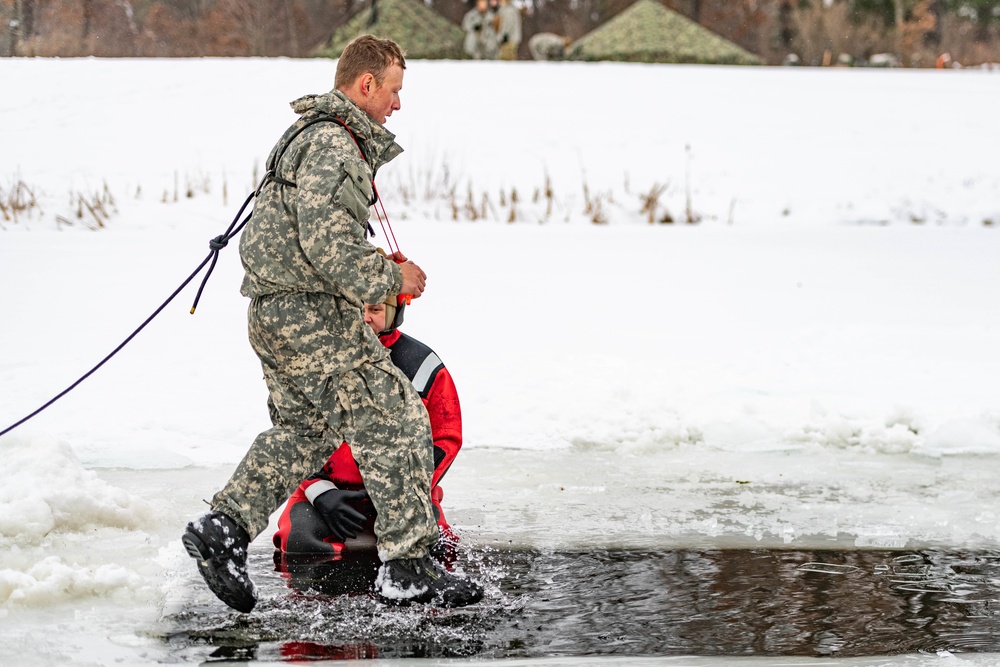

{"left": 316, "top": 0, "right": 466, "bottom": 60}
{"left": 569, "top": 0, "right": 761, "bottom": 65}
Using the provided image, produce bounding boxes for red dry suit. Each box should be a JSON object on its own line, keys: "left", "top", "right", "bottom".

{"left": 272, "top": 329, "right": 462, "bottom": 555}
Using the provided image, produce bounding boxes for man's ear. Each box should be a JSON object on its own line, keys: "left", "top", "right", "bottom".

{"left": 360, "top": 73, "right": 375, "bottom": 96}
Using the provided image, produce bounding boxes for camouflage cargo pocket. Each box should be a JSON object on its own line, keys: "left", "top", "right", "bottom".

{"left": 333, "top": 157, "right": 373, "bottom": 223}
{"left": 327, "top": 362, "right": 399, "bottom": 439}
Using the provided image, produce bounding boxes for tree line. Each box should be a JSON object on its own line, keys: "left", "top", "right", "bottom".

{"left": 2, "top": 0, "right": 998, "bottom": 65}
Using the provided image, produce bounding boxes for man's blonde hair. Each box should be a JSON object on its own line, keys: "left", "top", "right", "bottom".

{"left": 335, "top": 35, "right": 406, "bottom": 91}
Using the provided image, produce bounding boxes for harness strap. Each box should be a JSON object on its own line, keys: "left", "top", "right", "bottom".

{"left": 259, "top": 114, "right": 369, "bottom": 193}
{"left": 257, "top": 113, "right": 377, "bottom": 237}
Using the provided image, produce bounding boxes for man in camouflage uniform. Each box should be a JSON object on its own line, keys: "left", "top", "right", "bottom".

{"left": 462, "top": 0, "right": 498, "bottom": 60}
{"left": 497, "top": 0, "right": 522, "bottom": 61}
{"left": 182, "top": 35, "right": 482, "bottom": 612}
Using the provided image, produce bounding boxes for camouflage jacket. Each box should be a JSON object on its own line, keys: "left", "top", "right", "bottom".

{"left": 239, "top": 89, "right": 403, "bottom": 307}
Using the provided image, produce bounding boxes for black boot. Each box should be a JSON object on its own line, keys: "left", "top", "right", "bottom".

{"left": 375, "top": 554, "right": 483, "bottom": 608}
{"left": 182, "top": 511, "right": 258, "bottom": 613}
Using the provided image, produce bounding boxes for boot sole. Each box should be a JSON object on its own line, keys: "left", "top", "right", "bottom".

{"left": 374, "top": 579, "right": 483, "bottom": 608}
{"left": 182, "top": 531, "right": 210, "bottom": 561}
{"left": 182, "top": 527, "right": 258, "bottom": 614}
{"left": 375, "top": 588, "right": 482, "bottom": 608}
{"left": 437, "top": 585, "right": 484, "bottom": 608}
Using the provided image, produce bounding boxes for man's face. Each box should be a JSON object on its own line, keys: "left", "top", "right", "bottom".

{"left": 364, "top": 303, "right": 388, "bottom": 334}
{"left": 360, "top": 63, "right": 404, "bottom": 125}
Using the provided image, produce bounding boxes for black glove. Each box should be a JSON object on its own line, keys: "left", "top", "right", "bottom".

{"left": 501, "top": 35, "right": 508, "bottom": 44}
{"left": 312, "top": 488, "right": 369, "bottom": 541}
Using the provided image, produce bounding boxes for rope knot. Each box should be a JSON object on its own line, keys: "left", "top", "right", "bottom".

{"left": 209, "top": 235, "right": 229, "bottom": 251}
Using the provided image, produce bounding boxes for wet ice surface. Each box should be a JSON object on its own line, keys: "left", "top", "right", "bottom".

{"left": 142, "top": 450, "right": 1000, "bottom": 664}
{"left": 8, "top": 448, "right": 1000, "bottom": 666}
{"left": 161, "top": 545, "right": 1000, "bottom": 662}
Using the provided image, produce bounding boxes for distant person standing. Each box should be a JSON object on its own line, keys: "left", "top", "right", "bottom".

{"left": 497, "top": 0, "right": 522, "bottom": 61}
{"left": 462, "top": 0, "right": 498, "bottom": 60}
{"left": 528, "top": 32, "right": 570, "bottom": 61}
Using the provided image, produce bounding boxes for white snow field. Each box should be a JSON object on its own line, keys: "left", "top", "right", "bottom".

{"left": 2, "top": 57, "right": 1000, "bottom": 665}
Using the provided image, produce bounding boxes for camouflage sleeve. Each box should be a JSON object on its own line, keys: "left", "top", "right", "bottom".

{"left": 294, "top": 126, "right": 402, "bottom": 305}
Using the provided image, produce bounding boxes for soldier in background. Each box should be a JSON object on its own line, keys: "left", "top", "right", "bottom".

{"left": 462, "top": 0, "right": 498, "bottom": 59}
{"left": 182, "top": 34, "right": 483, "bottom": 613}
{"left": 528, "top": 32, "right": 571, "bottom": 61}
{"left": 497, "top": 0, "right": 522, "bottom": 61}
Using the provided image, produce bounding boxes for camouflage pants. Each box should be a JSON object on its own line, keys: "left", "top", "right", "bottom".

{"left": 499, "top": 41, "right": 519, "bottom": 61}
{"left": 212, "top": 295, "right": 439, "bottom": 562}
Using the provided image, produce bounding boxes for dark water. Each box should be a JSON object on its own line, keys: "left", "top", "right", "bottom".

{"left": 162, "top": 546, "right": 1000, "bottom": 662}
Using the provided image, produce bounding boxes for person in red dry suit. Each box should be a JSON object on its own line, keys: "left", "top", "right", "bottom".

{"left": 272, "top": 293, "right": 463, "bottom": 563}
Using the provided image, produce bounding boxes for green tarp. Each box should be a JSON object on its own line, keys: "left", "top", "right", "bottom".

{"left": 570, "top": 0, "right": 761, "bottom": 65}
{"left": 316, "top": 0, "right": 466, "bottom": 60}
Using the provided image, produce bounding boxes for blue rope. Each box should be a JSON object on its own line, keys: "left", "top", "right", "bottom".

{"left": 0, "top": 190, "right": 256, "bottom": 439}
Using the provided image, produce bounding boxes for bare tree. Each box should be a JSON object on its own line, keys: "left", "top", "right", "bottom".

{"left": 284, "top": 0, "right": 300, "bottom": 54}
{"left": 211, "top": 0, "right": 273, "bottom": 55}
{"left": 893, "top": 0, "right": 904, "bottom": 56}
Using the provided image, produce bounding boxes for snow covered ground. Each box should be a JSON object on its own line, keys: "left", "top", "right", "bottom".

{"left": 1, "top": 58, "right": 1000, "bottom": 665}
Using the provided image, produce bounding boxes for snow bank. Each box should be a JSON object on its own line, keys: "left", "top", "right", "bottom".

{"left": 0, "top": 436, "right": 160, "bottom": 608}
{"left": 919, "top": 415, "right": 1000, "bottom": 456}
